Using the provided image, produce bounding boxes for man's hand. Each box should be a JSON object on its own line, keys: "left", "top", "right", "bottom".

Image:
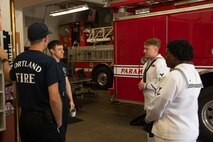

{"left": 138, "top": 80, "right": 145, "bottom": 91}
{"left": 143, "top": 120, "right": 154, "bottom": 137}
{"left": 70, "top": 100, "right": 75, "bottom": 109}
{"left": 0, "top": 48, "right": 8, "bottom": 60}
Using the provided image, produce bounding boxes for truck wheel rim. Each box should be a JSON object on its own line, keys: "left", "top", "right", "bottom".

{"left": 201, "top": 100, "right": 213, "bottom": 132}
{"left": 97, "top": 73, "right": 107, "bottom": 86}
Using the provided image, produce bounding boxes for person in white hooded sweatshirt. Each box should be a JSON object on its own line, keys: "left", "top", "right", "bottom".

{"left": 145, "top": 40, "right": 203, "bottom": 142}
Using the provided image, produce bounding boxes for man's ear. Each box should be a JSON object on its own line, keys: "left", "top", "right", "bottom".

{"left": 44, "top": 35, "right": 48, "bottom": 42}
{"left": 170, "top": 52, "right": 175, "bottom": 58}
{"left": 172, "top": 54, "right": 177, "bottom": 61}
{"left": 154, "top": 46, "right": 159, "bottom": 52}
{"left": 50, "top": 48, "right": 54, "bottom": 54}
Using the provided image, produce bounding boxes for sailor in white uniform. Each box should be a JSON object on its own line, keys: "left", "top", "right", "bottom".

{"left": 145, "top": 40, "right": 203, "bottom": 142}
{"left": 138, "top": 38, "right": 169, "bottom": 111}
{"left": 138, "top": 38, "right": 169, "bottom": 142}
{"left": 141, "top": 54, "right": 169, "bottom": 111}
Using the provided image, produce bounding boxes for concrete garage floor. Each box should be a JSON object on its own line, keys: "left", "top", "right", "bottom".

{"left": 66, "top": 90, "right": 147, "bottom": 142}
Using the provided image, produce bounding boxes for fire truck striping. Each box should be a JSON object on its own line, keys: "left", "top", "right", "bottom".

{"left": 114, "top": 75, "right": 141, "bottom": 78}
{"left": 75, "top": 68, "right": 93, "bottom": 72}
{"left": 114, "top": 65, "right": 213, "bottom": 78}
{"left": 195, "top": 66, "right": 213, "bottom": 69}
{"left": 114, "top": 3, "right": 213, "bottom": 21}
{"left": 114, "top": 64, "right": 143, "bottom": 68}
{"left": 114, "top": 65, "right": 143, "bottom": 77}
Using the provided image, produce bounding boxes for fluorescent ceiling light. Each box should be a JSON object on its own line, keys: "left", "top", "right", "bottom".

{"left": 49, "top": 5, "right": 89, "bottom": 17}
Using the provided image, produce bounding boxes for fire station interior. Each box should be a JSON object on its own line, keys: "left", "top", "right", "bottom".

{"left": 0, "top": 0, "right": 213, "bottom": 142}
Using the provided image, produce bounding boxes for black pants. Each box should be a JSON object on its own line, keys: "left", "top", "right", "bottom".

{"left": 19, "top": 110, "right": 65, "bottom": 142}
{"left": 61, "top": 93, "right": 70, "bottom": 133}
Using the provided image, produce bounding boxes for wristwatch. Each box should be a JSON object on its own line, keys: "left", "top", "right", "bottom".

{"left": 2, "top": 58, "right": 9, "bottom": 63}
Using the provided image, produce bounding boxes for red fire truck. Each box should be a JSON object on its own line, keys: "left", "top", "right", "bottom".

{"left": 60, "top": 24, "right": 114, "bottom": 89}
{"left": 110, "top": 0, "right": 213, "bottom": 141}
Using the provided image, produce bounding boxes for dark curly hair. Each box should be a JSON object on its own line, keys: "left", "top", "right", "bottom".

{"left": 166, "top": 40, "right": 194, "bottom": 61}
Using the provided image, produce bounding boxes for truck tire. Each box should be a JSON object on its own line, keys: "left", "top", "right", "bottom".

{"left": 198, "top": 86, "right": 213, "bottom": 141}
{"left": 93, "top": 66, "right": 113, "bottom": 90}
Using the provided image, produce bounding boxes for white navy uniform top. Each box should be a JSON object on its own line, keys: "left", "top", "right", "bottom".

{"left": 141, "top": 54, "right": 170, "bottom": 110}
{"left": 146, "top": 63, "right": 203, "bottom": 140}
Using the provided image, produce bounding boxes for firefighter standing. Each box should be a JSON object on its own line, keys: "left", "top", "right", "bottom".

{"left": 47, "top": 40, "right": 75, "bottom": 136}
{"left": 10, "top": 23, "right": 64, "bottom": 142}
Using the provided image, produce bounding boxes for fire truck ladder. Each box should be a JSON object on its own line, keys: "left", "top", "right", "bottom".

{"left": 86, "top": 26, "right": 113, "bottom": 43}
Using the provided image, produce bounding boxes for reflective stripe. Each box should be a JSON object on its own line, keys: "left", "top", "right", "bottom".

{"left": 188, "top": 83, "right": 203, "bottom": 88}
{"left": 174, "top": 68, "right": 203, "bottom": 88}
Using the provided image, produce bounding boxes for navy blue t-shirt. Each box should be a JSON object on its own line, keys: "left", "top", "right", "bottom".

{"left": 10, "top": 50, "right": 61, "bottom": 111}
{"left": 58, "top": 61, "right": 67, "bottom": 94}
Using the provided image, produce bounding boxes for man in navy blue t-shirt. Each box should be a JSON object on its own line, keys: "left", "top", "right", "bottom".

{"left": 47, "top": 40, "right": 75, "bottom": 136}
{"left": 10, "top": 23, "right": 64, "bottom": 142}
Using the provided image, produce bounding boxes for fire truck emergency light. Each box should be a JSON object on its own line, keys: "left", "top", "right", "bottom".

{"left": 49, "top": 5, "right": 89, "bottom": 16}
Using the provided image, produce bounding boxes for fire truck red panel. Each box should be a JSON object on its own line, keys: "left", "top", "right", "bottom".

{"left": 114, "top": 15, "right": 167, "bottom": 102}
{"left": 115, "top": 15, "right": 167, "bottom": 65}
{"left": 168, "top": 8, "right": 213, "bottom": 66}
{"left": 115, "top": 77, "right": 143, "bottom": 102}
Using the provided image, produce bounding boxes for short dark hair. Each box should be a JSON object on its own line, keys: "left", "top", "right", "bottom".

{"left": 144, "top": 38, "right": 161, "bottom": 48}
{"left": 166, "top": 40, "right": 194, "bottom": 61}
{"left": 47, "top": 40, "right": 62, "bottom": 50}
